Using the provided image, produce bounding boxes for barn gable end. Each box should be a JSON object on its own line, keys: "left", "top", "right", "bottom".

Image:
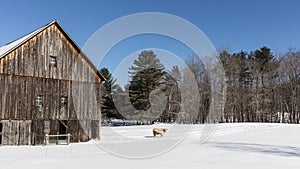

{"left": 0, "top": 21, "right": 103, "bottom": 145}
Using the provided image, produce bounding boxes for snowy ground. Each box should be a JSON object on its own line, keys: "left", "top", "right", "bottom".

{"left": 1, "top": 123, "right": 300, "bottom": 169}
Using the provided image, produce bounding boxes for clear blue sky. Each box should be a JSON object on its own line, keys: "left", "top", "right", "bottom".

{"left": 1, "top": 0, "right": 299, "bottom": 81}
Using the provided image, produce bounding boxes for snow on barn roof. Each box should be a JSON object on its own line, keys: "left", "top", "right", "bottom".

{"left": 0, "top": 20, "right": 105, "bottom": 81}
{"left": 0, "top": 21, "right": 55, "bottom": 58}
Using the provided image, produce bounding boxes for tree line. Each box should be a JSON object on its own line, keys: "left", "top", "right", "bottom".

{"left": 220, "top": 47, "right": 300, "bottom": 123}
{"left": 100, "top": 47, "right": 300, "bottom": 124}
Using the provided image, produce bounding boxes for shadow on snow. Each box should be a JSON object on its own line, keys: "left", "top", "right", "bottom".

{"left": 208, "top": 141, "right": 300, "bottom": 157}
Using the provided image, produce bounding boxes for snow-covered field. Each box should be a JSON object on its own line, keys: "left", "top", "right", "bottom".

{"left": 1, "top": 123, "right": 300, "bottom": 169}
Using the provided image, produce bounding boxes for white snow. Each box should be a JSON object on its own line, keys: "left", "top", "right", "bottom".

{"left": 0, "top": 123, "right": 299, "bottom": 169}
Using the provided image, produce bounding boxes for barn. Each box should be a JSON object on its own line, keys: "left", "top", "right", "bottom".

{"left": 0, "top": 21, "right": 105, "bottom": 145}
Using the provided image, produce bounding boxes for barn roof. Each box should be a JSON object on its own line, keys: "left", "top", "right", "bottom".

{"left": 0, "top": 21, "right": 55, "bottom": 58}
{"left": 0, "top": 20, "right": 105, "bottom": 81}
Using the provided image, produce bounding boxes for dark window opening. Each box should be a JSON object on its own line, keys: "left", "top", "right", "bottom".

{"left": 36, "top": 95, "right": 43, "bottom": 107}
{"left": 56, "top": 120, "right": 68, "bottom": 142}
{"left": 59, "top": 120, "right": 67, "bottom": 134}
{"left": 50, "top": 56, "right": 57, "bottom": 67}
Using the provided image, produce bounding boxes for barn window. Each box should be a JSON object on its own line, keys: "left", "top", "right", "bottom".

{"left": 50, "top": 56, "right": 57, "bottom": 67}
{"left": 61, "top": 96, "right": 67, "bottom": 106}
{"left": 36, "top": 95, "right": 43, "bottom": 106}
{"left": 44, "top": 121, "right": 50, "bottom": 132}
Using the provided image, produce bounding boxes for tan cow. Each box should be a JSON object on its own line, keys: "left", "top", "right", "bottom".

{"left": 153, "top": 128, "right": 168, "bottom": 137}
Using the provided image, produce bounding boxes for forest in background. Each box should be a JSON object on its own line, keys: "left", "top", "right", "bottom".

{"left": 100, "top": 47, "right": 300, "bottom": 124}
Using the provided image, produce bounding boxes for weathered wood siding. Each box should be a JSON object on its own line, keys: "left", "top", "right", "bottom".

{"left": 1, "top": 120, "right": 31, "bottom": 145}
{"left": 0, "top": 75, "right": 101, "bottom": 120}
{"left": 0, "top": 23, "right": 102, "bottom": 144}
{"left": 0, "top": 24, "right": 100, "bottom": 82}
{"left": 0, "top": 24, "right": 102, "bottom": 121}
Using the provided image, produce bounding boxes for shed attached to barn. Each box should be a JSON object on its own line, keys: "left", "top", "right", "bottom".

{"left": 0, "top": 21, "right": 105, "bottom": 145}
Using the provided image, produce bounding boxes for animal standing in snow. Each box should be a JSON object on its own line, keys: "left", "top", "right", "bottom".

{"left": 153, "top": 128, "right": 168, "bottom": 137}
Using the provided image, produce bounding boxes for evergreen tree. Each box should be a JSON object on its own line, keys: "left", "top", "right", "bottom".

{"left": 128, "top": 50, "right": 165, "bottom": 112}
{"left": 99, "top": 68, "right": 123, "bottom": 119}
{"left": 254, "top": 46, "right": 274, "bottom": 74}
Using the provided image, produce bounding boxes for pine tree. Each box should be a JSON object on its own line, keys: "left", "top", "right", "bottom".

{"left": 128, "top": 50, "right": 165, "bottom": 112}
{"left": 99, "top": 68, "right": 123, "bottom": 119}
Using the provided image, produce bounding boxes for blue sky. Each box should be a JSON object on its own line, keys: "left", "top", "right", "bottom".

{"left": 1, "top": 0, "right": 299, "bottom": 86}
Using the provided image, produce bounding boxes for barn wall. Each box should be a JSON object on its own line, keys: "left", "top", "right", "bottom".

{"left": 1, "top": 120, "right": 31, "bottom": 145}
{"left": 0, "top": 23, "right": 102, "bottom": 121}
{"left": 0, "top": 24, "right": 100, "bottom": 83}
{"left": 0, "top": 23, "right": 102, "bottom": 145}
{"left": 29, "top": 119, "right": 94, "bottom": 144}
{"left": 0, "top": 75, "right": 101, "bottom": 121}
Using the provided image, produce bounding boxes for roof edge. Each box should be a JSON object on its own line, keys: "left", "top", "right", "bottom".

{"left": 0, "top": 20, "right": 55, "bottom": 58}
{"left": 0, "top": 20, "right": 105, "bottom": 81}
{"left": 51, "top": 21, "right": 105, "bottom": 81}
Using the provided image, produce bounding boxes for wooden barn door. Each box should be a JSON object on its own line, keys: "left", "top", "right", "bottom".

{"left": 1, "top": 120, "right": 32, "bottom": 145}
{"left": 1, "top": 121, "right": 17, "bottom": 145}
{"left": 91, "top": 120, "right": 99, "bottom": 139}
{"left": 19, "top": 120, "right": 32, "bottom": 145}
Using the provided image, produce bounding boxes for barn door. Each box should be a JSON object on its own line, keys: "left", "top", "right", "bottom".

{"left": 0, "top": 122, "right": 2, "bottom": 145}
{"left": 1, "top": 120, "right": 19, "bottom": 145}
{"left": 59, "top": 120, "right": 67, "bottom": 134}
{"left": 91, "top": 120, "right": 99, "bottom": 139}
{"left": 19, "top": 120, "right": 32, "bottom": 145}
{"left": 1, "top": 120, "right": 32, "bottom": 145}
